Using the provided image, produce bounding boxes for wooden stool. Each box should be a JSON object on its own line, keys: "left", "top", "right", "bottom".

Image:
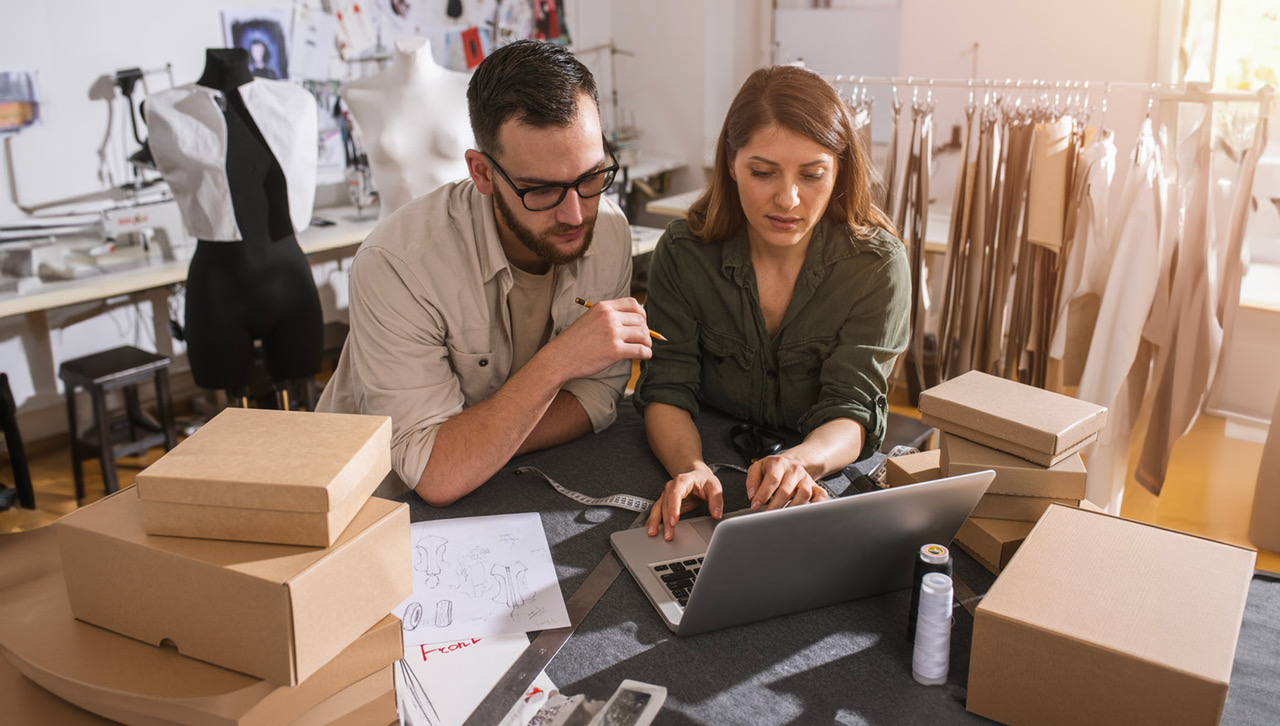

{"left": 0, "top": 372, "right": 36, "bottom": 510}
{"left": 59, "top": 346, "right": 177, "bottom": 499}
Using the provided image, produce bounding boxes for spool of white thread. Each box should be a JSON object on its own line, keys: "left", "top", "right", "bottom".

{"left": 912, "top": 571, "right": 953, "bottom": 686}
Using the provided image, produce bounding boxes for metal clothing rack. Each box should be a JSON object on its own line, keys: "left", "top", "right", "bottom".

{"left": 825, "top": 74, "right": 1274, "bottom": 116}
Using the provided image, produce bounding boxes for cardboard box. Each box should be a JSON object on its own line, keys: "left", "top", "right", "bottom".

{"left": 56, "top": 489, "right": 411, "bottom": 686}
{"left": 292, "top": 666, "right": 395, "bottom": 726}
{"left": 968, "top": 505, "right": 1256, "bottom": 726}
{"left": 954, "top": 516, "right": 1034, "bottom": 572}
{"left": 2, "top": 616, "right": 401, "bottom": 726}
{"left": 884, "top": 449, "right": 941, "bottom": 487}
{"left": 0, "top": 522, "right": 403, "bottom": 725}
{"left": 919, "top": 371, "right": 1106, "bottom": 467}
{"left": 940, "top": 432, "right": 1086, "bottom": 499}
{"left": 1249, "top": 389, "right": 1280, "bottom": 552}
{"left": 136, "top": 408, "right": 392, "bottom": 547}
{"left": 970, "top": 494, "right": 1079, "bottom": 522}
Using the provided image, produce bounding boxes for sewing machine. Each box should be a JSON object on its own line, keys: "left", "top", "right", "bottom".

{"left": 0, "top": 196, "right": 193, "bottom": 285}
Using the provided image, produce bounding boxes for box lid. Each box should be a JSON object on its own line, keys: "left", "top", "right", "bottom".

{"left": 58, "top": 487, "right": 400, "bottom": 585}
{"left": 977, "top": 505, "right": 1255, "bottom": 685}
{"left": 136, "top": 408, "right": 391, "bottom": 514}
{"left": 919, "top": 371, "right": 1107, "bottom": 456}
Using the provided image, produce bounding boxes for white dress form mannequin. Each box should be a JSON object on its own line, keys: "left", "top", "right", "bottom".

{"left": 340, "top": 37, "right": 474, "bottom": 217}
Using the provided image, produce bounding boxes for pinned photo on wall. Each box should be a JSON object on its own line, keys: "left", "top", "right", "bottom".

{"left": 331, "top": 0, "right": 378, "bottom": 60}
{"left": 222, "top": 9, "right": 291, "bottom": 80}
{"left": 291, "top": 7, "right": 339, "bottom": 81}
{"left": 533, "top": 0, "right": 558, "bottom": 42}
{"left": 0, "top": 70, "right": 41, "bottom": 136}
{"left": 444, "top": 26, "right": 491, "bottom": 72}
{"left": 460, "top": 26, "right": 484, "bottom": 69}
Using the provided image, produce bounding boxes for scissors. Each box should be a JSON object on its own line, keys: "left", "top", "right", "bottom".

{"left": 730, "top": 423, "right": 785, "bottom": 463}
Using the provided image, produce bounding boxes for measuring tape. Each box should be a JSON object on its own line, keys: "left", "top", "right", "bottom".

{"left": 514, "top": 463, "right": 751, "bottom": 513}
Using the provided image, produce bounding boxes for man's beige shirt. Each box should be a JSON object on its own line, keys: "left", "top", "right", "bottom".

{"left": 318, "top": 178, "right": 632, "bottom": 489}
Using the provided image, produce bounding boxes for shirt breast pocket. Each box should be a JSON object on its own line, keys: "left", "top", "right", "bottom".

{"left": 446, "top": 341, "right": 500, "bottom": 405}
{"left": 699, "top": 325, "right": 755, "bottom": 371}
{"left": 777, "top": 335, "right": 837, "bottom": 399}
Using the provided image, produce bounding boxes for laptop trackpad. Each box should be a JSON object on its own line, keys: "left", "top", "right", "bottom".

{"left": 689, "top": 517, "right": 718, "bottom": 543}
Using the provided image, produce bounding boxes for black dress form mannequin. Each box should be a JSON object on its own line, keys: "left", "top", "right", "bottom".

{"left": 184, "top": 48, "right": 323, "bottom": 408}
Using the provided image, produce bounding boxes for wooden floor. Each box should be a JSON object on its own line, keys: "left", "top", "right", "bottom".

{"left": 3, "top": 389, "right": 1277, "bottom": 573}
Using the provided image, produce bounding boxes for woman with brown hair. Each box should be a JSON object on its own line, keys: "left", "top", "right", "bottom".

{"left": 633, "top": 65, "right": 910, "bottom": 540}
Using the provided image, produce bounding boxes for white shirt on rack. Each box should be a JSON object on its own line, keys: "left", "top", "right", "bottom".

{"left": 144, "top": 79, "right": 318, "bottom": 241}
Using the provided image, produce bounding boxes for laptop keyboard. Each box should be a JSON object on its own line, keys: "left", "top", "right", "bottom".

{"left": 651, "top": 556, "right": 705, "bottom": 608}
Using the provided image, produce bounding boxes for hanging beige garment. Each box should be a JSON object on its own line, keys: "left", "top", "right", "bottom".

{"left": 1076, "top": 120, "right": 1166, "bottom": 513}
{"left": 953, "top": 112, "right": 999, "bottom": 376}
{"left": 1206, "top": 111, "right": 1268, "bottom": 407}
{"left": 1025, "top": 116, "right": 1075, "bottom": 252}
{"left": 1135, "top": 105, "right": 1221, "bottom": 494}
{"left": 1048, "top": 129, "right": 1118, "bottom": 385}
{"left": 940, "top": 105, "right": 977, "bottom": 380}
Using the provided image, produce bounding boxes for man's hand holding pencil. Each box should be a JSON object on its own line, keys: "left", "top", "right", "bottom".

{"left": 536, "top": 297, "right": 658, "bottom": 383}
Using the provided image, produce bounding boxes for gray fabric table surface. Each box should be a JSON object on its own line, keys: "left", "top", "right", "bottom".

{"left": 396, "top": 403, "right": 1280, "bottom": 725}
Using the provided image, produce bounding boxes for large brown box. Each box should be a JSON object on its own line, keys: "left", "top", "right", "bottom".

{"left": 919, "top": 371, "right": 1106, "bottom": 467}
{"left": 954, "top": 517, "right": 1034, "bottom": 573}
{"left": 136, "top": 408, "right": 392, "bottom": 547}
{"left": 1249, "top": 389, "right": 1280, "bottom": 552}
{"left": 940, "top": 432, "right": 1086, "bottom": 499}
{"left": 970, "top": 493, "right": 1079, "bottom": 522}
{"left": 55, "top": 489, "right": 411, "bottom": 686}
{"left": 884, "top": 449, "right": 941, "bottom": 487}
{"left": 968, "top": 505, "right": 1255, "bottom": 726}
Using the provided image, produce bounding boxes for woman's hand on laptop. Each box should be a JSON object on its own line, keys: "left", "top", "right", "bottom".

{"left": 747, "top": 454, "right": 830, "bottom": 511}
{"left": 646, "top": 463, "right": 724, "bottom": 541}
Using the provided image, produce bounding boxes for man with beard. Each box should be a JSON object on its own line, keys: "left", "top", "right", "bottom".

{"left": 319, "top": 41, "right": 651, "bottom": 506}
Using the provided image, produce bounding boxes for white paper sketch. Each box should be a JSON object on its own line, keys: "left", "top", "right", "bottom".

{"left": 396, "top": 632, "right": 556, "bottom": 726}
{"left": 394, "top": 512, "right": 570, "bottom": 644}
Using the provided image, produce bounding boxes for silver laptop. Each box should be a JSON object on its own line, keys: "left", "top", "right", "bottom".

{"left": 610, "top": 470, "right": 995, "bottom": 636}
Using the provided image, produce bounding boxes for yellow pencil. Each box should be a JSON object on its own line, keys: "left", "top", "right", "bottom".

{"left": 575, "top": 297, "right": 668, "bottom": 342}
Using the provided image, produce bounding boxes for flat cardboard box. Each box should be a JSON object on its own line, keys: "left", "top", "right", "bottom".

{"left": 1249, "top": 389, "right": 1280, "bottom": 552}
{"left": 136, "top": 408, "right": 392, "bottom": 547}
{"left": 954, "top": 516, "right": 1034, "bottom": 571}
{"left": 968, "top": 505, "right": 1256, "bottom": 726}
{"left": 2, "top": 617, "right": 400, "bottom": 726}
{"left": 940, "top": 432, "right": 1087, "bottom": 499}
{"left": 919, "top": 371, "right": 1107, "bottom": 467}
{"left": 56, "top": 489, "right": 411, "bottom": 686}
{"left": 971, "top": 494, "right": 1079, "bottom": 522}
{"left": 885, "top": 449, "right": 941, "bottom": 487}
{"left": 291, "top": 666, "right": 395, "bottom": 726}
{"left": 953, "top": 538, "right": 1003, "bottom": 576}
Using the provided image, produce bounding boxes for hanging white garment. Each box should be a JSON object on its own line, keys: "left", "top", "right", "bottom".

{"left": 1207, "top": 114, "right": 1269, "bottom": 406}
{"left": 145, "top": 79, "right": 318, "bottom": 241}
{"left": 1135, "top": 105, "right": 1221, "bottom": 494}
{"left": 1048, "top": 129, "right": 1117, "bottom": 385}
{"left": 1075, "top": 120, "right": 1165, "bottom": 513}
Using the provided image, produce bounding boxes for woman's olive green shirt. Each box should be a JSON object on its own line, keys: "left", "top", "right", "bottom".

{"left": 633, "top": 217, "right": 911, "bottom": 462}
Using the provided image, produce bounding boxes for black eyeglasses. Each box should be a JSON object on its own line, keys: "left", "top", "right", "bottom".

{"left": 482, "top": 138, "right": 620, "bottom": 212}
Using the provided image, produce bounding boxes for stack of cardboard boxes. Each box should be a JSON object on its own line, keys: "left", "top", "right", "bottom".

{"left": 5, "top": 408, "right": 412, "bottom": 725}
{"left": 918, "top": 371, "right": 1106, "bottom": 573}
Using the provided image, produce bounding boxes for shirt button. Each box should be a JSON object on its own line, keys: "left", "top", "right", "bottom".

{"left": 479, "top": 359, "right": 489, "bottom": 367}
{"left": 767, "top": 370, "right": 778, "bottom": 379}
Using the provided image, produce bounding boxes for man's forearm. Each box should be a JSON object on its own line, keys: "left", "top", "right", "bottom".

{"left": 516, "top": 389, "right": 592, "bottom": 455}
{"left": 414, "top": 359, "right": 565, "bottom": 506}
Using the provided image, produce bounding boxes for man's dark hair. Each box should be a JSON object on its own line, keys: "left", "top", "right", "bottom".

{"left": 467, "top": 40, "right": 599, "bottom": 156}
